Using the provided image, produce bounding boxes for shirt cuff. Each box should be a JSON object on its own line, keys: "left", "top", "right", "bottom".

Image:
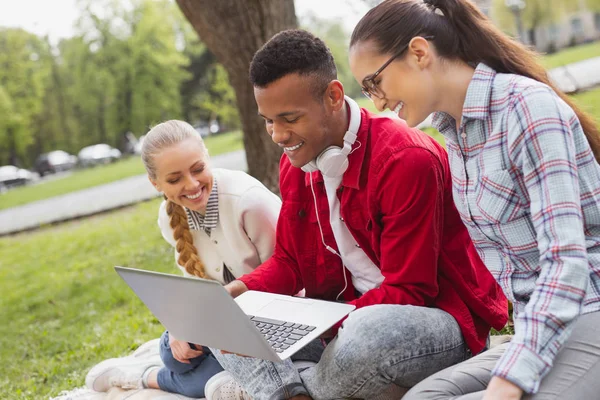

{"left": 238, "top": 273, "right": 267, "bottom": 293}
{"left": 491, "top": 341, "right": 551, "bottom": 394}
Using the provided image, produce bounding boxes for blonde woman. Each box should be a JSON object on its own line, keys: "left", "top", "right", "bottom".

{"left": 85, "top": 120, "right": 281, "bottom": 399}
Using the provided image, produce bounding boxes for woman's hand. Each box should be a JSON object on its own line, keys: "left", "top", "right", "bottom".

{"left": 168, "top": 332, "right": 204, "bottom": 364}
{"left": 482, "top": 376, "right": 523, "bottom": 400}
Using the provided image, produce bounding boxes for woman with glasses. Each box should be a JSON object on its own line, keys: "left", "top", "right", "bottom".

{"left": 349, "top": 0, "right": 600, "bottom": 399}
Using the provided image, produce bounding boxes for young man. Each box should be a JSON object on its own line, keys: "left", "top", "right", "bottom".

{"left": 208, "top": 29, "right": 507, "bottom": 400}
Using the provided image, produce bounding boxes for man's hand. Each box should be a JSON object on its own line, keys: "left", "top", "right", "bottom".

{"left": 168, "top": 332, "right": 204, "bottom": 364}
{"left": 220, "top": 349, "right": 252, "bottom": 357}
{"left": 319, "top": 328, "right": 336, "bottom": 339}
{"left": 224, "top": 280, "right": 249, "bottom": 298}
{"left": 482, "top": 376, "right": 524, "bottom": 400}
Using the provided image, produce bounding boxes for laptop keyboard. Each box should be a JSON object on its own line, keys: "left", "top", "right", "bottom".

{"left": 247, "top": 315, "right": 316, "bottom": 353}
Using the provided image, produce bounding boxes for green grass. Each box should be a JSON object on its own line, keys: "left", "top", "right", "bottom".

{"left": 0, "top": 199, "right": 173, "bottom": 399}
{"left": 573, "top": 87, "right": 600, "bottom": 124}
{"left": 204, "top": 129, "right": 243, "bottom": 157}
{"left": 0, "top": 130, "right": 243, "bottom": 211}
{"left": 540, "top": 41, "right": 600, "bottom": 70}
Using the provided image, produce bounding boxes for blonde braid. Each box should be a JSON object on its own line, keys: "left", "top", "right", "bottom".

{"left": 165, "top": 200, "right": 208, "bottom": 279}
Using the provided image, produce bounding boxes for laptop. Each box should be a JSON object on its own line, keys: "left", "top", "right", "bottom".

{"left": 115, "top": 266, "right": 355, "bottom": 362}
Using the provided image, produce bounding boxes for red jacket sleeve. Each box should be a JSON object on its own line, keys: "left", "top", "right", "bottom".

{"left": 238, "top": 160, "right": 303, "bottom": 296}
{"left": 350, "top": 147, "right": 444, "bottom": 309}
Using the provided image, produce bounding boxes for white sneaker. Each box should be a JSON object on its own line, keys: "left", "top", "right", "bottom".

{"left": 204, "top": 371, "right": 251, "bottom": 400}
{"left": 131, "top": 338, "right": 161, "bottom": 359}
{"left": 85, "top": 354, "right": 163, "bottom": 392}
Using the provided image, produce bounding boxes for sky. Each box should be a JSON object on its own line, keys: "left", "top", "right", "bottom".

{"left": 0, "top": 0, "right": 371, "bottom": 42}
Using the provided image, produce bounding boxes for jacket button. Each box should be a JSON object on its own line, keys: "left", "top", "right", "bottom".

{"left": 298, "top": 209, "right": 306, "bottom": 218}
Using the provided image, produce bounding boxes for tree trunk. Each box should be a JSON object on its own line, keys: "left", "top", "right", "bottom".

{"left": 175, "top": 0, "right": 297, "bottom": 193}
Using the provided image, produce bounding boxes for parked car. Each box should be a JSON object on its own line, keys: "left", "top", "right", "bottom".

{"left": 34, "top": 150, "right": 78, "bottom": 176}
{"left": 78, "top": 144, "right": 122, "bottom": 167}
{"left": 194, "top": 120, "right": 220, "bottom": 138}
{"left": 0, "top": 165, "right": 37, "bottom": 189}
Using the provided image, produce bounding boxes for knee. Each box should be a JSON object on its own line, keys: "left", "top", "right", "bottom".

{"left": 339, "top": 305, "right": 408, "bottom": 348}
{"left": 336, "top": 305, "right": 441, "bottom": 362}
{"left": 159, "top": 336, "right": 196, "bottom": 374}
{"left": 334, "top": 305, "right": 405, "bottom": 363}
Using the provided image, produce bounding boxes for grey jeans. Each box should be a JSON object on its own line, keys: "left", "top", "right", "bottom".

{"left": 213, "top": 304, "right": 469, "bottom": 400}
{"left": 403, "top": 311, "right": 600, "bottom": 400}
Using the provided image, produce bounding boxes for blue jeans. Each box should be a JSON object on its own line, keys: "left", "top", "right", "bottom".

{"left": 213, "top": 304, "right": 470, "bottom": 400}
{"left": 157, "top": 330, "right": 224, "bottom": 398}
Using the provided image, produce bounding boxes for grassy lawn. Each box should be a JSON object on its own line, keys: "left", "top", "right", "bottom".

{"left": 573, "top": 87, "right": 600, "bottom": 123}
{"left": 0, "top": 130, "right": 242, "bottom": 211}
{"left": 540, "top": 41, "right": 600, "bottom": 69}
{"left": 0, "top": 199, "right": 173, "bottom": 399}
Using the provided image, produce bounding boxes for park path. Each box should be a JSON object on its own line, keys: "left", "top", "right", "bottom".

{"left": 0, "top": 150, "right": 246, "bottom": 236}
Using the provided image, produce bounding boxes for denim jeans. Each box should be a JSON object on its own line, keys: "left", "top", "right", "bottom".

{"left": 157, "top": 330, "right": 224, "bottom": 398}
{"left": 212, "top": 304, "right": 469, "bottom": 400}
{"left": 402, "top": 311, "right": 600, "bottom": 400}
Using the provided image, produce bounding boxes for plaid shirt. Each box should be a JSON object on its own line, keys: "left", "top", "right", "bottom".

{"left": 433, "top": 63, "right": 600, "bottom": 393}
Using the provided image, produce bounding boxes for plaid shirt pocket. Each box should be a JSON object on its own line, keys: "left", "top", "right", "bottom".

{"left": 475, "top": 170, "right": 525, "bottom": 224}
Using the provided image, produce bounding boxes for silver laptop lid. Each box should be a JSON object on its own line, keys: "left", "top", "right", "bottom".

{"left": 114, "top": 266, "right": 280, "bottom": 361}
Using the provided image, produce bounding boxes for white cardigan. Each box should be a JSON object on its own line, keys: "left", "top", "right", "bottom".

{"left": 158, "top": 168, "right": 281, "bottom": 284}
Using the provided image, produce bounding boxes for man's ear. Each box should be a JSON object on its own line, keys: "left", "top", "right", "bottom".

{"left": 324, "top": 80, "right": 345, "bottom": 112}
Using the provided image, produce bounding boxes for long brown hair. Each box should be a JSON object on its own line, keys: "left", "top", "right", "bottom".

{"left": 350, "top": 0, "right": 600, "bottom": 162}
{"left": 142, "top": 120, "right": 210, "bottom": 279}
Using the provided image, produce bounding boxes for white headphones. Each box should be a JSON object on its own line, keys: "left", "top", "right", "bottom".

{"left": 301, "top": 96, "right": 361, "bottom": 178}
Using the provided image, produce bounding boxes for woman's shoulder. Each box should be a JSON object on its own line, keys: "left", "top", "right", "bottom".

{"left": 213, "top": 168, "right": 275, "bottom": 197}
{"left": 493, "top": 70, "right": 557, "bottom": 104}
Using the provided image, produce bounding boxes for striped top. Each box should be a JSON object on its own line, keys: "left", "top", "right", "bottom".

{"left": 183, "top": 178, "right": 235, "bottom": 283}
{"left": 432, "top": 63, "right": 600, "bottom": 393}
{"left": 185, "top": 178, "right": 219, "bottom": 236}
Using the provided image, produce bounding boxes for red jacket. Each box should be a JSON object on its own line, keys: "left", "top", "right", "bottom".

{"left": 240, "top": 109, "right": 507, "bottom": 354}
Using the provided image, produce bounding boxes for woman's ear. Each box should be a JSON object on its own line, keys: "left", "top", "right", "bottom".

{"left": 408, "top": 36, "right": 433, "bottom": 69}
{"left": 149, "top": 176, "right": 161, "bottom": 193}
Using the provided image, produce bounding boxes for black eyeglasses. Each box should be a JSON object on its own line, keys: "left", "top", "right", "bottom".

{"left": 361, "top": 36, "right": 435, "bottom": 100}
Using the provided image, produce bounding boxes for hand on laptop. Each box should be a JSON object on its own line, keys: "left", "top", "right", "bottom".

{"left": 224, "top": 280, "right": 249, "bottom": 298}
{"left": 169, "top": 332, "right": 204, "bottom": 364}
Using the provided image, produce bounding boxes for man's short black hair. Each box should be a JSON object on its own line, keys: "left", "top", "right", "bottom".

{"left": 249, "top": 29, "right": 337, "bottom": 98}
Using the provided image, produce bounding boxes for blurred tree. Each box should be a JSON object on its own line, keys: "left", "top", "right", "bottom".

{"left": 492, "top": 0, "right": 570, "bottom": 46}
{"left": 302, "top": 14, "right": 362, "bottom": 99}
{"left": 127, "top": 0, "right": 189, "bottom": 134}
{"left": 176, "top": 0, "right": 297, "bottom": 192}
{"left": 176, "top": 16, "right": 239, "bottom": 130}
{"left": 0, "top": 0, "right": 244, "bottom": 168}
{"left": 0, "top": 28, "right": 48, "bottom": 166}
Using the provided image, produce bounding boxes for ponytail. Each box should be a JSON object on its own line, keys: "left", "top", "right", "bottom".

{"left": 351, "top": 0, "right": 600, "bottom": 162}
{"left": 165, "top": 199, "right": 208, "bottom": 279}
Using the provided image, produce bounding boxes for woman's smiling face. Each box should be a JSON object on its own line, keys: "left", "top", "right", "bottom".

{"left": 150, "top": 137, "right": 214, "bottom": 213}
